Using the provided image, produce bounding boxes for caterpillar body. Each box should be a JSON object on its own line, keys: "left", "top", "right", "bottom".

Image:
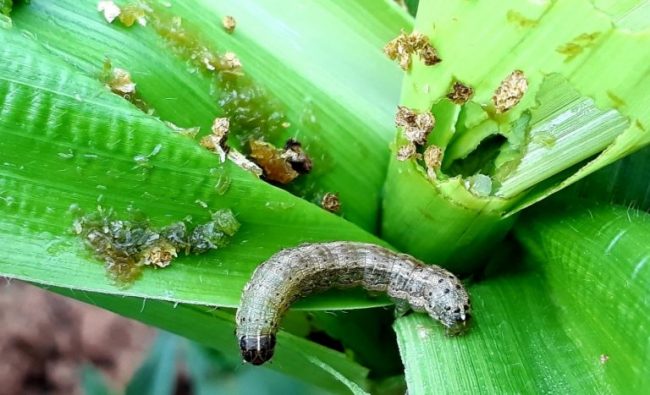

{"left": 235, "top": 242, "right": 471, "bottom": 365}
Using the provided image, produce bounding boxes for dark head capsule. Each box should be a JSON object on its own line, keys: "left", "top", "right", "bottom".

{"left": 239, "top": 334, "right": 276, "bottom": 365}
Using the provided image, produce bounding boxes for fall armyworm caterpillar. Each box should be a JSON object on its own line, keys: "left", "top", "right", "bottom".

{"left": 235, "top": 242, "right": 471, "bottom": 365}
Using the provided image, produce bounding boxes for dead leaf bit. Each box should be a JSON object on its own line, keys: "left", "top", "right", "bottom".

{"left": 222, "top": 15, "right": 236, "bottom": 33}
{"left": 395, "top": 106, "right": 435, "bottom": 145}
{"left": 119, "top": 3, "right": 150, "bottom": 27}
{"left": 282, "top": 139, "right": 312, "bottom": 174}
{"left": 321, "top": 193, "right": 341, "bottom": 213}
{"left": 228, "top": 149, "right": 263, "bottom": 178}
{"left": 384, "top": 31, "right": 441, "bottom": 71}
{"left": 100, "top": 59, "right": 136, "bottom": 97}
{"left": 492, "top": 70, "right": 528, "bottom": 113}
{"left": 97, "top": 1, "right": 121, "bottom": 23}
{"left": 249, "top": 140, "right": 299, "bottom": 184}
{"left": 423, "top": 145, "right": 443, "bottom": 180}
{"left": 201, "top": 117, "right": 230, "bottom": 162}
{"left": 97, "top": 1, "right": 149, "bottom": 27}
{"left": 447, "top": 82, "right": 474, "bottom": 104}
{"left": 397, "top": 143, "right": 418, "bottom": 161}
{"left": 221, "top": 52, "right": 242, "bottom": 73}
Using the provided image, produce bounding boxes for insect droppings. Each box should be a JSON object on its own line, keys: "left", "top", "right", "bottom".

{"left": 222, "top": 15, "right": 236, "bottom": 33}
{"left": 75, "top": 207, "right": 240, "bottom": 285}
{"left": 320, "top": 192, "right": 341, "bottom": 213}
{"left": 235, "top": 242, "right": 471, "bottom": 365}
{"left": 384, "top": 31, "right": 441, "bottom": 71}
{"left": 447, "top": 82, "right": 474, "bottom": 104}
{"left": 395, "top": 106, "right": 435, "bottom": 146}
{"left": 492, "top": 70, "right": 528, "bottom": 113}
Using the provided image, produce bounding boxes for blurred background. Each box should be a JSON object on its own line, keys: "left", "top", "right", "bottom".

{"left": 0, "top": 279, "right": 328, "bottom": 395}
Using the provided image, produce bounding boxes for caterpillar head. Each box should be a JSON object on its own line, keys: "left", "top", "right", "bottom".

{"left": 239, "top": 334, "right": 276, "bottom": 365}
{"left": 425, "top": 274, "right": 471, "bottom": 336}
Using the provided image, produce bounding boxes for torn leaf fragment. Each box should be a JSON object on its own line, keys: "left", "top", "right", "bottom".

{"left": 109, "top": 68, "right": 136, "bottom": 94}
{"left": 211, "top": 117, "right": 230, "bottom": 139}
{"left": 447, "top": 82, "right": 474, "bottom": 104}
{"left": 119, "top": 3, "right": 150, "bottom": 27}
{"left": 97, "top": 1, "right": 121, "bottom": 23}
{"left": 395, "top": 106, "right": 435, "bottom": 145}
{"left": 164, "top": 121, "right": 200, "bottom": 139}
{"left": 384, "top": 31, "right": 441, "bottom": 71}
{"left": 200, "top": 117, "right": 230, "bottom": 162}
{"left": 222, "top": 15, "right": 236, "bottom": 33}
{"left": 321, "top": 192, "right": 341, "bottom": 213}
{"left": 100, "top": 59, "right": 136, "bottom": 96}
{"left": 227, "top": 149, "right": 263, "bottom": 177}
{"left": 492, "top": 70, "right": 528, "bottom": 113}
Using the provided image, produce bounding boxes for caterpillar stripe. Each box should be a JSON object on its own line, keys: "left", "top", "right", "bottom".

{"left": 235, "top": 242, "right": 471, "bottom": 365}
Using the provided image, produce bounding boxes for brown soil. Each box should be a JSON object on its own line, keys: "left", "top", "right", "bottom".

{"left": 0, "top": 279, "right": 154, "bottom": 395}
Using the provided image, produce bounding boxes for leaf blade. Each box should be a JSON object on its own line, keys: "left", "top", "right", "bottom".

{"left": 394, "top": 203, "right": 650, "bottom": 393}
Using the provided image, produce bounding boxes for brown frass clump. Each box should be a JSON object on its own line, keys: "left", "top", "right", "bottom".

{"left": 492, "top": 70, "right": 528, "bottom": 113}
{"left": 384, "top": 31, "right": 441, "bottom": 71}
{"left": 249, "top": 139, "right": 312, "bottom": 184}
{"left": 249, "top": 140, "right": 298, "bottom": 184}
{"left": 222, "top": 15, "right": 236, "bottom": 33}
{"left": 74, "top": 208, "right": 240, "bottom": 285}
{"left": 447, "top": 82, "right": 474, "bottom": 104}
{"left": 321, "top": 192, "right": 341, "bottom": 213}
{"left": 423, "top": 145, "right": 443, "bottom": 180}
{"left": 396, "top": 143, "right": 419, "bottom": 161}
{"left": 395, "top": 106, "right": 435, "bottom": 146}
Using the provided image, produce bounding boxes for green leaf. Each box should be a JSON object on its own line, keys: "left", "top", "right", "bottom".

{"left": 395, "top": 203, "right": 650, "bottom": 393}
{"left": 11, "top": 0, "right": 411, "bottom": 231}
{"left": 126, "top": 332, "right": 179, "bottom": 395}
{"left": 495, "top": 74, "right": 629, "bottom": 198}
{"left": 52, "top": 287, "right": 370, "bottom": 394}
{"left": 81, "top": 364, "right": 114, "bottom": 395}
{"left": 0, "top": 26, "right": 393, "bottom": 310}
{"left": 0, "top": 0, "right": 11, "bottom": 16}
{"left": 185, "top": 343, "right": 331, "bottom": 395}
{"left": 561, "top": 145, "right": 650, "bottom": 211}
